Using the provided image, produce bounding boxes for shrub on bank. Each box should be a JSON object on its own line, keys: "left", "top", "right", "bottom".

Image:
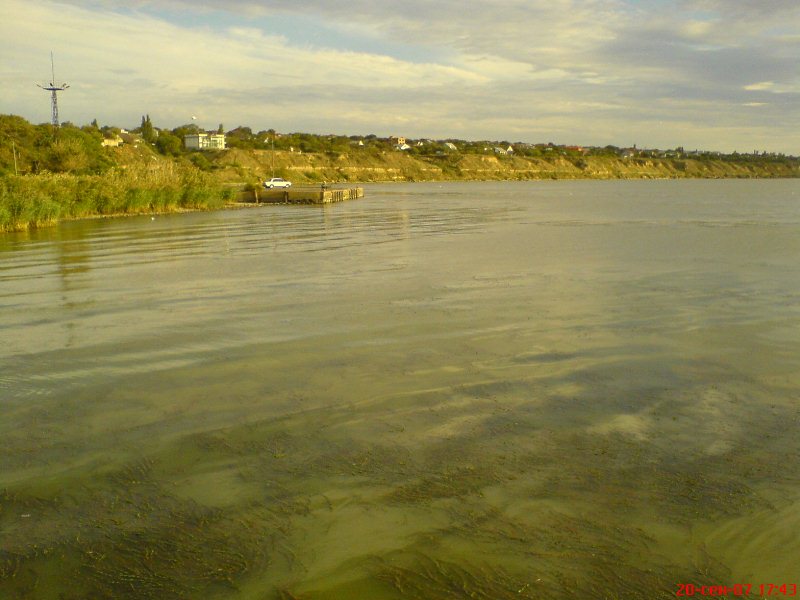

{"left": 0, "top": 166, "right": 231, "bottom": 233}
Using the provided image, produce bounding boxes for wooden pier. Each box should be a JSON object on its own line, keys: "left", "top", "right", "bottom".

{"left": 238, "top": 186, "right": 364, "bottom": 205}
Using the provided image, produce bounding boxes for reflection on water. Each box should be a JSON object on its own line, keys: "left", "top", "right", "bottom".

{"left": 2, "top": 180, "right": 800, "bottom": 598}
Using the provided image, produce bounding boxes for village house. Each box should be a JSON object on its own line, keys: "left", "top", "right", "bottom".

{"left": 119, "top": 132, "right": 141, "bottom": 147}
{"left": 101, "top": 135, "right": 124, "bottom": 148}
{"left": 184, "top": 132, "right": 227, "bottom": 150}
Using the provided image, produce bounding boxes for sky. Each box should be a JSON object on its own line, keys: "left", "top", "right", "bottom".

{"left": 1, "top": 0, "right": 799, "bottom": 153}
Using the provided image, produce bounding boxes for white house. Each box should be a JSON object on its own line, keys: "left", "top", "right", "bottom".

{"left": 184, "top": 133, "right": 226, "bottom": 150}
{"left": 101, "top": 135, "right": 123, "bottom": 148}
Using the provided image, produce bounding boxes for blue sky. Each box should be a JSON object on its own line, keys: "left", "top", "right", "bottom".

{"left": 2, "top": 0, "right": 799, "bottom": 153}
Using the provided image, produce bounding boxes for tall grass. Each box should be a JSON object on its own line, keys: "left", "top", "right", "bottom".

{"left": 0, "top": 165, "right": 232, "bottom": 232}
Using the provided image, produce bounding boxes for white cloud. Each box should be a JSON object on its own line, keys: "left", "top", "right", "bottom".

{"left": 0, "top": 1, "right": 484, "bottom": 127}
{"left": 744, "top": 82, "right": 775, "bottom": 91}
{"left": 2, "top": 0, "right": 800, "bottom": 152}
{"left": 680, "top": 20, "right": 713, "bottom": 39}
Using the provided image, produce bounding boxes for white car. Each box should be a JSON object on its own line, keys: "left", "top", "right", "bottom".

{"left": 263, "top": 177, "right": 292, "bottom": 189}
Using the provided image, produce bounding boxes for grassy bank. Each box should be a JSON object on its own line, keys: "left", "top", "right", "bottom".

{"left": 212, "top": 148, "right": 800, "bottom": 187}
{"left": 0, "top": 165, "right": 234, "bottom": 233}
{"left": 5, "top": 147, "right": 799, "bottom": 234}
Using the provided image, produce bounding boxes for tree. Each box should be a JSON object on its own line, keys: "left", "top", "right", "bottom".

{"left": 45, "top": 138, "right": 89, "bottom": 172}
{"left": 155, "top": 131, "right": 182, "bottom": 156}
{"left": 225, "top": 126, "right": 255, "bottom": 149}
{"left": 140, "top": 114, "right": 155, "bottom": 143}
{"left": 172, "top": 123, "right": 200, "bottom": 139}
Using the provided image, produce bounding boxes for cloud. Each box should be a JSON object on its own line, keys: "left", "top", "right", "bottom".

{"left": 2, "top": 0, "right": 800, "bottom": 152}
{"left": 0, "top": 1, "right": 484, "bottom": 126}
{"left": 744, "top": 82, "right": 775, "bottom": 91}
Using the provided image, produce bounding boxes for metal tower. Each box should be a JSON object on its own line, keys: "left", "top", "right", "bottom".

{"left": 37, "top": 52, "right": 69, "bottom": 128}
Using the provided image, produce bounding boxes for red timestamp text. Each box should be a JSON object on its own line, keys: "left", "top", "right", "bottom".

{"left": 676, "top": 583, "right": 798, "bottom": 597}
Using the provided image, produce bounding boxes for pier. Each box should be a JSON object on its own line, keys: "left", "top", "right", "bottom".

{"left": 238, "top": 186, "right": 364, "bottom": 205}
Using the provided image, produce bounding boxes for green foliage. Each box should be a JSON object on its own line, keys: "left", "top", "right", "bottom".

{"left": 0, "top": 114, "right": 53, "bottom": 174}
{"left": 573, "top": 157, "right": 588, "bottom": 169}
{"left": 188, "top": 152, "right": 213, "bottom": 171}
{"left": 0, "top": 116, "right": 113, "bottom": 175}
{"left": 155, "top": 131, "right": 183, "bottom": 156}
{"left": 225, "top": 126, "right": 256, "bottom": 150}
{"left": 171, "top": 123, "right": 200, "bottom": 139}
{"left": 2, "top": 112, "right": 800, "bottom": 232}
{"left": 45, "top": 138, "right": 90, "bottom": 172}
{"left": 0, "top": 164, "right": 230, "bottom": 232}
{"left": 272, "top": 132, "right": 353, "bottom": 154}
{"left": 0, "top": 176, "right": 63, "bottom": 230}
{"left": 140, "top": 114, "right": 155, "bottom": 143}
{"left": 452, "top": 140, "right": 488, "bottom": 154}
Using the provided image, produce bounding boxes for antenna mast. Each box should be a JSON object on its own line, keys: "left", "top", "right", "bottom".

{"left": 37, "top": 52, "right": 69, "bottom": 129}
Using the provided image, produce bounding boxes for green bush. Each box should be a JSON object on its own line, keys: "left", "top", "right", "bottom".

{"left": 0, "top": 165, "right": 230, "bottom": 232}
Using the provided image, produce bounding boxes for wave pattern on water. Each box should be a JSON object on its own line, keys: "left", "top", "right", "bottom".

{"left": 2, "top": 180, "right": 800, "bottom": 598}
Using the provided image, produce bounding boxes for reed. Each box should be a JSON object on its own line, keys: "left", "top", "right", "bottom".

{"left": 0, "top": 166, "right": 232, "bottom": 233}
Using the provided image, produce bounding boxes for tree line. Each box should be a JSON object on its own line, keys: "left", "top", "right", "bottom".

{"left": 3, "top": 113, "right": 798, "bottom": 178}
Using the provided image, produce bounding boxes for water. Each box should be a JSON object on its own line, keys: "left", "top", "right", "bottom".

{"left": 1, "top": 180, "right": 799, "bottom": 599}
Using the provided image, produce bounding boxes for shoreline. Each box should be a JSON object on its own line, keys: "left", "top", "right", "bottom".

{"left": 3, "top": 174, "right": 799, "bottom": 234}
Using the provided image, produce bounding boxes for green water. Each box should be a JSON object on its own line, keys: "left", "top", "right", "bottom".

{"left": 2, "top": 180, "right": 799, "bottom": 599}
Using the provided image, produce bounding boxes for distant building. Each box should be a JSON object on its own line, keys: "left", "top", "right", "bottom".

{"left": 395, "top": 143, "right": 411, "bottom": 151}
{"left": 101, "top": 135, "right": 123, "bottom": 148}
{"left": 444, "top": 142, "right": 458, "bottom": 151}
{"left": 390, "top": 136, "right": 406, "bottom": 146}
{"left": 119, "top": 132, "right": 141, "bottom": 146}
{"left": 184, "top": 132, "right": 226, "bottom": 150}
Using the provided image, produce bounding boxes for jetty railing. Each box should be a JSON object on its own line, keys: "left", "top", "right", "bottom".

{"left": 238, "top": 186, "right": 364, "bottom": 205}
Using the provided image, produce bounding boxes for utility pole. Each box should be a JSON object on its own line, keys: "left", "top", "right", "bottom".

{"left": 271, "top": 133, "right": 275, "bottom": 178}
{"left": 12, "top": 141, "right": 18, "bottom": 176}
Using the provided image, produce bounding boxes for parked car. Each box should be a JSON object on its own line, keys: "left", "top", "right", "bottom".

{"left": 263, "top": 178, "right": 292, "bottom": 189}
